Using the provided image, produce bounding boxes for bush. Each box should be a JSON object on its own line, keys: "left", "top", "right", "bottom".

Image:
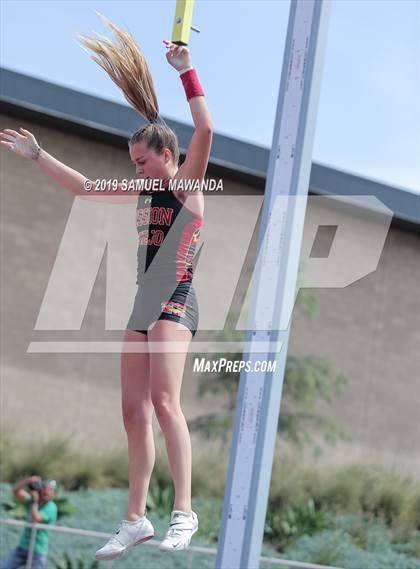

{"left": 0, "top": 432, "right": 129, "bottom": 491}
{"left": 191, "top": 496, "right": 223, "bottom": 542}
{"left": 265, "top": 499, "right": 330, "bottom": 550}
{"left": 191, "top": 447, "right": 227, "bottom": 499}
{"left": 52, "top": 553, "right": 99, "bottom": 569}
{"left": 358, "top": 469, "right": 407, "bottom": 524}
{"left": 269, "top": 457, "right": 321, "bottom": 512}
{"left": 398, "top": 490, "right": 420, "bottom": 532}
{"left": 313, "top": 465, "right": 415, "bottom": 524}
{"left": 299, "top": 530, "right": 352, "bottom": 566}
{"left": 146, "top": 483, "right": 175, "bottom": 518}
{"left": 286, "top": 527, "right": 420, "bottom": 569}
{"left": 1, "top": 435, "right": 72, "bottom": 484}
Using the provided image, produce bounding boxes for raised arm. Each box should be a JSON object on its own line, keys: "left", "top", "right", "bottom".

{"left": 12, "top": 475, "right": 38, "bottom": 504}
{"left": 163, "top": 41, "right": 213, "bottom": 183}
{"left": 0, "top": 128, "right": 136, "bottom": 203}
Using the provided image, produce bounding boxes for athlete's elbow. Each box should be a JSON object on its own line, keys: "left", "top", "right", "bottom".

{"left": 196, "top": 123, "right": 213, "bottom": 138}
{"left": 191, "top": 123, "right": 213, "bottom": 154}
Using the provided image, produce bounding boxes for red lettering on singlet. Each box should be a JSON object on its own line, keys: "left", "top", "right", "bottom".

{"left": 159, "top": 208, "right": 174, "bottom": 226}
{"left": 149, "top": 229, "right": 164, "bottom": 246}
{"left": 137, "top": 207, "right": 174, "bottom": 227}
{"left": 137, "top": 207, "right": 174, "bottom": 226}
{"left": 150, "top": 207, "right": 161, "bottom": 224}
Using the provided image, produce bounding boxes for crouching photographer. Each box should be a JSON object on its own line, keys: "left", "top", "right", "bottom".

{"left": 1, "top": 476, "right": 58, "bottom": 569}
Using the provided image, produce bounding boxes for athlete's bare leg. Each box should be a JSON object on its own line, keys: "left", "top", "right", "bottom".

{"left": 147, "top": 320, "right": 193, "bottom": 513}
{"left": 121, "top": 329, "right": 154, "bottom": 520}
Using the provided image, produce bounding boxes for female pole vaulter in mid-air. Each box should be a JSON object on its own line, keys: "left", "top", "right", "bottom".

{"left": 0, "top": 15, "right": 213, "bottom": 558}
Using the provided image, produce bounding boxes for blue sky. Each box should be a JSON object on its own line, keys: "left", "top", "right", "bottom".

{"left": 1, "top": 0, "right": 419, "bottom": 192}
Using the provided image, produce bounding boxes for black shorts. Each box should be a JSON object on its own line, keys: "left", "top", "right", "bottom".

{"left": 127, "top": 279, "right": 199, "bottom": 337}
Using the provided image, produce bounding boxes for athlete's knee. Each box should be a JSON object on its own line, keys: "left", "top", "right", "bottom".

{"left": 151, "top": 393, "right": 182, "bottom": 422}
{"left": 122, "top": 401, "right": 153, "bottom": 432}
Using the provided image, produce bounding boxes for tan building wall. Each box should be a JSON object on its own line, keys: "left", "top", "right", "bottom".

{"left": 1, "top": 115, "right": 419, "bottom": 477}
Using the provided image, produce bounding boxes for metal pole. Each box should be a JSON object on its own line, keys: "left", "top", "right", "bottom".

{"left": 26, "top": 523, "right": 37, "bottom": 568}
{"left": 215, "top": 1, "right": 331, "bottom": 567}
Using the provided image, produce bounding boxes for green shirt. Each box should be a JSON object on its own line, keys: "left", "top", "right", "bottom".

{"left": 19, "top": 497, "right": 58, "bottom": 555}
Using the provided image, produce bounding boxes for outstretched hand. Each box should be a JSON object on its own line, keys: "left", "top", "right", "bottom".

{"left": 163, "top": 40, "right": 192, "bottom": 72}
{"left": 0, "top": 128, "right": 40, "bottom": 159}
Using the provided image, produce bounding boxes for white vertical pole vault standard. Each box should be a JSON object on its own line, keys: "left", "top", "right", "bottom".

{"left": 215, "top": 1, "right": 331, "bottom": 568}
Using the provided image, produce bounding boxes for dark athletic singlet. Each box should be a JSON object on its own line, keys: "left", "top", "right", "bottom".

{"left": 135, "top": 185, "right": 203, "bottom": 285}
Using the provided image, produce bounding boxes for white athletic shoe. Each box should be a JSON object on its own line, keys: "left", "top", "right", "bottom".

{"left": 95, "top": 516, "right": 154, "bottom": 560}
{"left": 159, "top": 510, "right": 199, "bottom": 552}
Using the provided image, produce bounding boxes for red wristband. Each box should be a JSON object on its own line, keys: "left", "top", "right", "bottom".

{"left": 180, "top": 68, "right": 205, "bottom": 101}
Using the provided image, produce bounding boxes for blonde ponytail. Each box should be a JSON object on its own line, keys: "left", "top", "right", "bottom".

{"left": 77, "top": 14, "right": 159, "bottom": 122}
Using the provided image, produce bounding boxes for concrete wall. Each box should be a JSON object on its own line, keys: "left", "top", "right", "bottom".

{"left": 1, "top": 115, "right": 418, "bottom": 476}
